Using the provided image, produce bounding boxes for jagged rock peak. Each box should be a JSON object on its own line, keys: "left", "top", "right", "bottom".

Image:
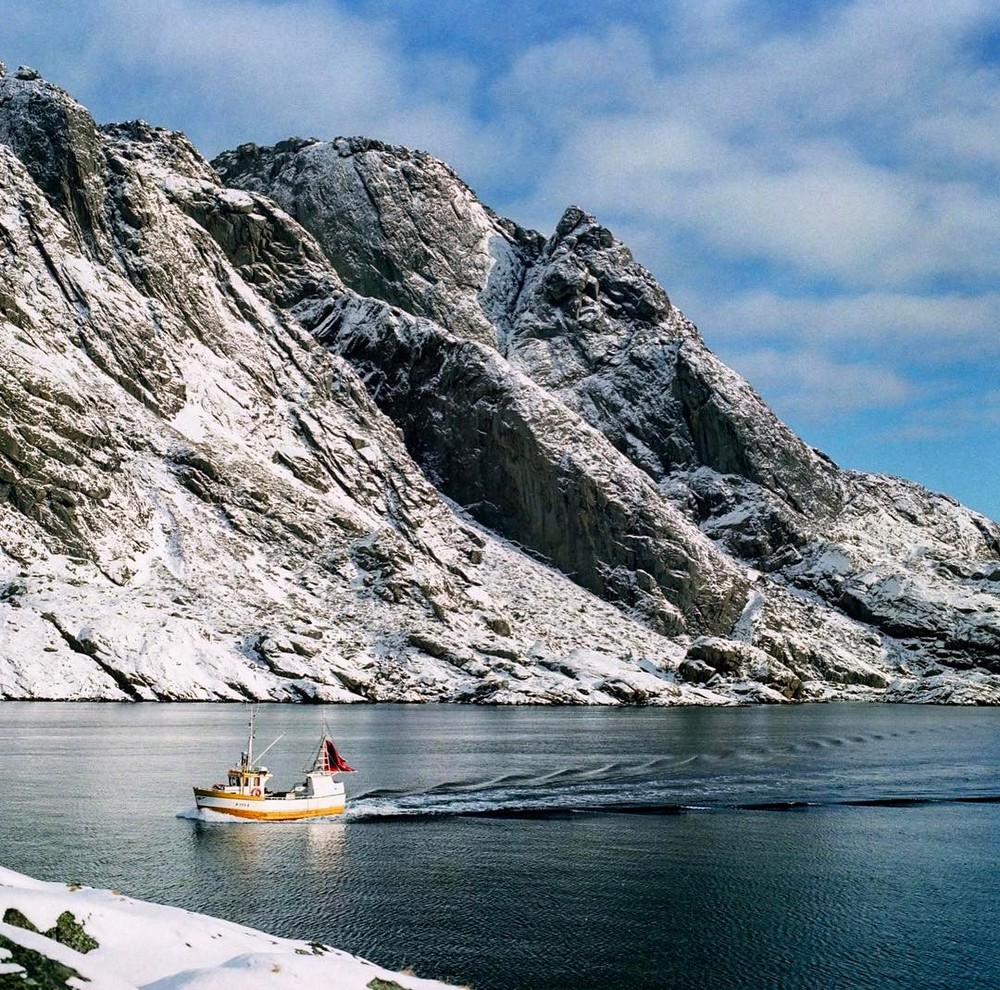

{"left": 101, "top": 119, "right": 216, "bottom": 181}
{"left": 0, "top": 75, "right": 752, "bottom": 705}
{"left": 524, "top": 204, "right": 676, "bottom": 329}
{"left": 0, "top": 68, "right": 116, "bottom": 263}
{"left": 214, "top": 136, "right": 544, "bottom": 349}
{"left": 218, "top": 134, "right": 484, "bottom": 195}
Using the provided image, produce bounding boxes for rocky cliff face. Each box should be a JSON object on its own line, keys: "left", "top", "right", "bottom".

{"left": 0, "top": 66, "right": 996, "bottom": 703}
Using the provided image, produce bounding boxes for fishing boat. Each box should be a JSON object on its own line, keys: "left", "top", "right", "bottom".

{"left": 193, "top": 707, "right": 355, "bottom": 821}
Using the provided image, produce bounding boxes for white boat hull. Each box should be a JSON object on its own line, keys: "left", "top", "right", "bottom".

{"left": 193, "top": 785, "right": 345, "bottom": 821}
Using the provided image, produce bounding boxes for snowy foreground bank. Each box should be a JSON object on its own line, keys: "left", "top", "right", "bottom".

{"left": 0, "top": 866, "right": 461, "bottom": 990}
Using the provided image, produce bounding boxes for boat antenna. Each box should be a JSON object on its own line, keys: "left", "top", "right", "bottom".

{"left": 255, "top": 732, "right": 286, "bottom": 765}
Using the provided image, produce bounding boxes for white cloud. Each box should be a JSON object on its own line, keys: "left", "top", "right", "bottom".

{"left": 520, "top": 129, "right": 997, "bottom": 290}
{"left": 908, "top": 109, "right": 1000, "bottom": 176}
{"left": 10, "top": 1, "right": 996, "bottom": 285}
{"left": 685, "top": 159, "right": 916, "bottom": 280}
{"left": 495, "top": 26, "right": 657, "bottom": 130}
{"left": 493, "top": 2, "right": 999, "bottom": 290}
{"left": 6, "top": 0, "right": 490, "bottom": 168}
{"left": 879, "top": 389, "right": 1000, "bottom": 441}
{"left": 690, "top": 290, "right": 1000, "bottom": 362}
{"left": 726, "top": 349, "right": 917, "bottom": 421}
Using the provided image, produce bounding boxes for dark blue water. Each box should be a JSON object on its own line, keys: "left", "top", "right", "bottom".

{"left": 0, "top": 703, "right": 996, "bottom": 989}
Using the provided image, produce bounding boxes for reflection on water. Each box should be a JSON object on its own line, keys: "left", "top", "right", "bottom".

{"left": 1, "top": 703, "right": 997, "bottom": 990}
{"left": 302, "top": 820, "right": 348, "bottom": 866}
{"left": 184, "top": 817, "right": 347, "bottom": 878}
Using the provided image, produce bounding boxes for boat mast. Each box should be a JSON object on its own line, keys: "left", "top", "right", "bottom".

{"left": 307, "top": 723, "right": 332, "bottom": 773}
{"left": 243, "top": 704, "right": 258, "bottom": 770}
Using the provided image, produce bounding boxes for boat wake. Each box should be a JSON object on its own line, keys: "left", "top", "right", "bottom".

{"left": 342, "top": 755, "right": 1000, "bottom": 824}
{"left": 347, "top": 791, "right": 1000, "bottom": 823}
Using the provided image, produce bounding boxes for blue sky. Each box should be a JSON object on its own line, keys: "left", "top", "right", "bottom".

{"left": 3, "top": 0, "right": 998, "bottom": 521}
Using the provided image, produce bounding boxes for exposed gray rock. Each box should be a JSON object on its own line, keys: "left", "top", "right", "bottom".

{"left": 0, "top": 72, "right": 115, "bottom": 263}
{"left": 316, "top": 294, "right": 750, "bottom": 635}
{"left": 677, "top": 657, "right": 715, "bottom": 685}
{"left": 0, "top": 71, "right": 728, "bottom": 704}
{"left": 213, "top": 138, "right": 542, "bottom": 349}
{"left": 684, "top": 635, "right": 806, "bottom": 699}
{"left": 882, "top": 669, "right": 1000, "bottom": 705}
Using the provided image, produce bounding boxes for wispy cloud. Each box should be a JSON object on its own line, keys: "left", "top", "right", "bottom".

{"left": 879, "top": 389, "right": 1000, "bottom": 441}
{"left": 497, "top": 3, "right": 999, "bottom": 291}
{"left": 727, "top": 349, "right": 917, "bottom": 422}
{"left": 690, "top": 290, "right": 1000, "bottom": 362}
{"left": 481, "top": 0, "right": 998, "bottom": 459}
{"left": 4, "top": 0, "right": 493, "bottom": 170}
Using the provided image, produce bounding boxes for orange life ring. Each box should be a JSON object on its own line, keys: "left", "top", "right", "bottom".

{"left": 251, "top": 787, "right": 262, "bottom": 797}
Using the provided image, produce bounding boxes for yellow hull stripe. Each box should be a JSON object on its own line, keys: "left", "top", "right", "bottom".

{"left": 195, "top": 802, "right": 346, "bottom": 821}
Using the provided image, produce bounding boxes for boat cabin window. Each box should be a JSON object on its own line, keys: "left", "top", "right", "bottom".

{"left": 254, "top": 776, "right": 261, "bottom": 787}
{"left": 228, "top": 775, "right": 239, "bottom": 787}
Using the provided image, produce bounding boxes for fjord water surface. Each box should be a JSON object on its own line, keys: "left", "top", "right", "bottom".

{"left": 1, "top": 703, "right": 996, "bottom": 989}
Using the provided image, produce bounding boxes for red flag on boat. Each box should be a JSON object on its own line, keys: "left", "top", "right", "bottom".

{"left": 322, "top": 738, "right": 355, "bottom": 773}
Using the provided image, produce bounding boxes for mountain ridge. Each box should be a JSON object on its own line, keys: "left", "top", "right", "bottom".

{"left": 1, "top": 65, "right": 997, "bottom": 704}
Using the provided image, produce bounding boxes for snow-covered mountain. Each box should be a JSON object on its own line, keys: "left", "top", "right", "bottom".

{"left": 0, "top": 65, "right": 997, "bottom": 704}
